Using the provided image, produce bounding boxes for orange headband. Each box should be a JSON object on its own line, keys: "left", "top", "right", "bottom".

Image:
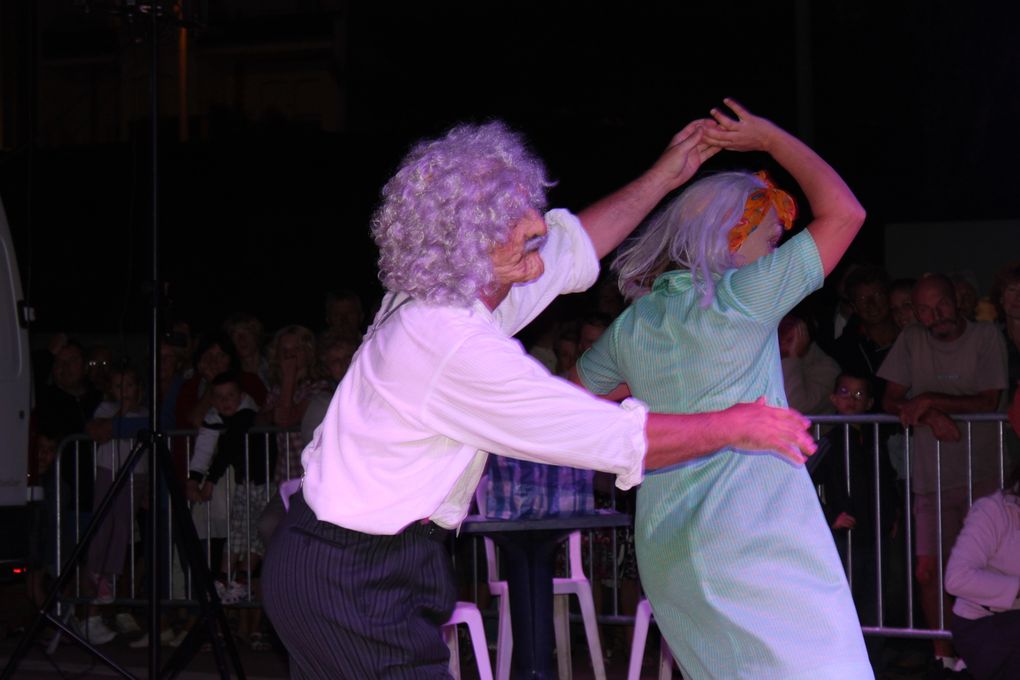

{"left": 726, "top": 171, "right": 797, "bottom": 253}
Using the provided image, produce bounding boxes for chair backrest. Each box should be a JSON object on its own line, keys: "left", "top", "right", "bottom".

{"left": 566, "top": 530, "right": 585, "bottom": 580}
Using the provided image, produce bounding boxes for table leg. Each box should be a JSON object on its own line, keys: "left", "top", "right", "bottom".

{"left": 492, "top": 530, "right": 570, "bottom": 680}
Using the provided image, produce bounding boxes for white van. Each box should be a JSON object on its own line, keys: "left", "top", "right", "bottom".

{"left": 0, "top": 195, "right": 30, "bottom": 508}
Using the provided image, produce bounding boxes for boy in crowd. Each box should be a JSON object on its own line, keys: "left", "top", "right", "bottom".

{"left": 187, "top": 372, "right": 277, "bottom": 650}
{"left": 811, "top": 372, "right": 898, "bottom": 669}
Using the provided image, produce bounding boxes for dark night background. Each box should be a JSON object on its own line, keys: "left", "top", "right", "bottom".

{"left": 1, "top": 1, "right": 1018, "bottom": 339}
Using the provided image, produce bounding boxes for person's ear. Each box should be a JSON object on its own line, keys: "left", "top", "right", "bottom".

{"left": 829, "top": 394, "right": 839, "bottom": 408}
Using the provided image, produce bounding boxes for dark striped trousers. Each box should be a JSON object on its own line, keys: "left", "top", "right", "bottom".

{"left": 262, "top": 490, "right": 456, "bottom": 679}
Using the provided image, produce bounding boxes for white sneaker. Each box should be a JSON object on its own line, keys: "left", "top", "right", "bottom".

{"left": 168, "top": 630, "right": 189, "bottom": 648}
{"left": 129, "top": 627, "right": 177, "bottom": 648}
{"left": 83, "top": 615, "right": 117, "bottom": 645}
{"left": 115, "top": 612, "right": 141, "bottom": 634}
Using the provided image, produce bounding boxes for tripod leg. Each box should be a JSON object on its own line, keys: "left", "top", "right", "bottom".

{"left": 1, "top": 437, "right": 153, "bottom": 680}
{"left": 154, "top": 436, "right": 246, "bottom": 680}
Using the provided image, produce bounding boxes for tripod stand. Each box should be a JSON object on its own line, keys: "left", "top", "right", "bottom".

{"left": 2, "top": 2, "right": 244, "bottom": 678}
{"left": 1, "top": 432, "right": 246, "bottom": 680}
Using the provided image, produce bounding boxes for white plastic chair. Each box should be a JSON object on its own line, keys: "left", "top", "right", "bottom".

{"left": 626, "top": 598, "right": 674, "bottom": 680}
{"left": 480, "top": 535, "right": 514, "bottom": 680}
{"left": 474, "top": 478, "right": 513, "bottom": 680}
{"left": 552, "top": 530, "right": 606, "bottom": 680}
{"left": 443, "top": 601, "right": 494, "bottom": 680}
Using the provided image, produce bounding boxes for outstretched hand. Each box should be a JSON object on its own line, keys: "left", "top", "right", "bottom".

{"left": 652, "top": 119, "right": 722, "bottom": 191}
{"left": 703, "top": 98, "right": 779, "bottom": 153}
{"left": 725, "top": 396, "right": 817, "bottom": 465}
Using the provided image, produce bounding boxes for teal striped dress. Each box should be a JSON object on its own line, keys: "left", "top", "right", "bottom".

{"left": 578, "top": 231, "right": 872, "bottom": 680}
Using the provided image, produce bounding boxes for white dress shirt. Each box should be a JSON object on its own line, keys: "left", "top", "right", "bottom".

{"left": 300, "top": 209, "right": 648, "bottom": 534}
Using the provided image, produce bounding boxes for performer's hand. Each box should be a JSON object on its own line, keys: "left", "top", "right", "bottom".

{"left": 832, "top": 512, "right": 857, "bottom": 530}
{"left": 200, "top": 481, "right": 215, "bottom": 501}
{"left": 726, "top": 397, "right": 816, "bottom": 465}
{"left": 704, "top": 98, "right": 780, "bottom": 154}
{"left": 651, "top": 119, "right": 722, "bottom": 191}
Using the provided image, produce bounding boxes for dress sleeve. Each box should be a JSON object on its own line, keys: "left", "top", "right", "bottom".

{"left": 419, "top": 327, "right": 646, "bottom": 490}
{"left": 576, "top": 322, "right": 625, "bottom": 396}
{"left": 725, "top": 230, "right": 825, "bottom": 326}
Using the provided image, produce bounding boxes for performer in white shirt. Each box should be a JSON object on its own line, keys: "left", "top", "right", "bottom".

{"left": 261, "top": 119, "right": 817, "bottom": 679}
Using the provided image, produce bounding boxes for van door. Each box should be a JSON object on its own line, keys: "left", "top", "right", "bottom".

{"left": 0, "top": 196, "right": 30, "bottom": 507}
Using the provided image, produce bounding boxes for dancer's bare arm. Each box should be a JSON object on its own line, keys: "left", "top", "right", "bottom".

{"left": 644, "top": 397, "right": 816, "bottom": 469}
{"left": 579, "top": 119, "right": 720, "bottom": 258}
{"left": 704, "top": 98, "right": 865, "bottom": 276}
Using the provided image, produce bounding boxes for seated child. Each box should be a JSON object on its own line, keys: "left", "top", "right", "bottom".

{"left": 186, "top": 371, "right": 276, "bottom": 650}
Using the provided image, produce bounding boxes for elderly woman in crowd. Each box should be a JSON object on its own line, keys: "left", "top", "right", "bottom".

{"left": 575, "top": 99, "right": 871, "bottom": 679}
{"left": 262, "top": 324, "right": 329, "bottom": 482}
{"left": 261, "top": 118, "right": 818, "bottom": 679}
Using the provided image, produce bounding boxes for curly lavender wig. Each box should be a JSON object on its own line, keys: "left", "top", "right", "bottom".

{"left": 371, "top": 121, "right": 551, "bottom": 306}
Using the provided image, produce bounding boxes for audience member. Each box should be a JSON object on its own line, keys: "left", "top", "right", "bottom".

{"left": 299, "top": 332, "right": 358, "bottom": 445}
{"left": 879, "top": 272, "right": 1008, "bottom": 669}
{"left": 949, "top": 270, "right": 980, "bottom": 322}
{"left": 186, "top": 372, "right": 276, "bottom": 650}
{"left": 991, "top": 261, "right": 1020, "bottom": 397}
{"left": 992, "top": 261, "right": 1020, "bottom": 475}
{"left": 33, "top": 340, "right": 103, "bottom": 519}
{"left": 810, "top": 372, "right": 898, "bottom": 668}
{"left": 84, "top": 366, "right": 148, "bottom": 645}
{"left": 223, "top": 313, "right": 269, "bottom": 388}
{"left": 944, "top": 462, "right": 1020, "bottom": 680}
{"left": 780, "top": 313, "right": 840, "bottom": 414}
{"left": 176, "top": 332, "right": 267, "bottom": 431}
{"left": 323, "top": 289, "right": 365, "bottom": 339}
{"left": 264, "top": 325, "right": 329, "bottom": 482}
{"left": 175, "top": 333, "right": 266, "bottom": 582}
{"left": 888, "top": 278, "right": 917, "bottom": 331}
{"left": 85, "top": 344, "right": 114, "bottom": 399}
{"left": 813, "top": 261, "right": 862, "bottom": 359}
{"left": 833, "top": 265, "right": 900, "bottom": 406}
{"left": 551, "top": 323, "right": 579, "bottom": 375}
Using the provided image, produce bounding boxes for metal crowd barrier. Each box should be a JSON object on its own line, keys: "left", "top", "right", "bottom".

{"left": 48, "top": 414, "right": 1017, "bottom": 642}
{"left": 50, "top": 425, "right": 300, "bottom": 608}
{"left": 809, "top": 412, "right": 1014, "bottom": 640}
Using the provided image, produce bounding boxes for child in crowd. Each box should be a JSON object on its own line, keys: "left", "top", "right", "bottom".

{"left": 187, "top": 372, "right": 277, "bottom": 650}
{"left": 810, "top": 372, "right": 899, "bottom": 669}
{"left": 84, "top": 366, "right": 148, "bottom": 644}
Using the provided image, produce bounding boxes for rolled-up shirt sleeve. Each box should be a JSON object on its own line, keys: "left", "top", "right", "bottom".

{"left": 420, "top": 326, "right": 646, "bottom": 490}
